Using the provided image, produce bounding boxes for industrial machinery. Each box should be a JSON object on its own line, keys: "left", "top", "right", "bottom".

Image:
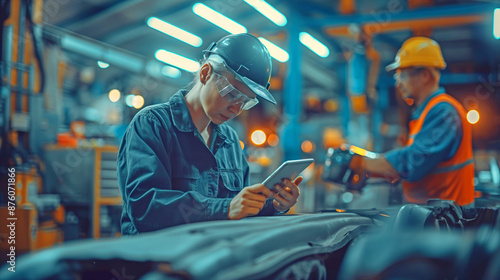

{"left": 0, "top": 0, "right": 65, "bottom": 254}
{"left": 322, "top": 144, "right": 378, "bottom": 192}
{"left": 1, "top": 0, "right": 121, "bottom": 258}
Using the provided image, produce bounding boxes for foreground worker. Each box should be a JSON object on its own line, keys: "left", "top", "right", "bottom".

{"left": 117, "top": 33, "right": 301, "bottom": 235}
{"left": 352, "top": 37, "right": 474, "bottom": 206}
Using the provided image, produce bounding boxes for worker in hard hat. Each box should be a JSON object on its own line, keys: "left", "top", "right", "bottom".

{"left": 351, "top": 37, "right": 474, "bottom": 206}
{"left": 117, "top": 33, "right": 302, "bottom": 235}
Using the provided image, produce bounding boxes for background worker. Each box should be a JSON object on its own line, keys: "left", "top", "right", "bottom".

{"left": 351, "top": 37, "right": 474, "bottom": 206}
{"left": 117, "top": 33, "right": 302, "bottom": 235}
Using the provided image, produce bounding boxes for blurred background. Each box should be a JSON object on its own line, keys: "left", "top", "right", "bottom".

{"left": 1, "top": 0, "right": 499, "bottom": 252}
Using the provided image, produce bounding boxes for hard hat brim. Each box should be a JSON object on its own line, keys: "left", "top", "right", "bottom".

{"left": 385, "top": 60, "right": 446, "bottom": 72}
{"left": 385, "top": 61, "right": 400, "bottom": 72}
{"left": 239, "top": 75, "right": 277, "bottom": 105}
{"left": 205, "top": 51, "right": 276, "bottom": 105}
{"left": 223, "top": 63, "right": 277, "bottom": 105}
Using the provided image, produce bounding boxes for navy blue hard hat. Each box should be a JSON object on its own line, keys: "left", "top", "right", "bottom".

{"left": 203, "top": 33, "right": 276, "bottom": 105}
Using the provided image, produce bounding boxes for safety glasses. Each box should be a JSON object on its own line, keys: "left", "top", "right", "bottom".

{"left": 214, "top": 73, "right": 259, "bottom": 110}
{"left": 393, "top": 68, "right": 425, "bottom": 82}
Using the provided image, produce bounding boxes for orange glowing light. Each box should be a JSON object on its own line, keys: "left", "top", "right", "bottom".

{"left": 301, "top": 140, "right": 315, "bottom": 153}
{"left": 324, "top": 99, "right": 339, "bottom": 112}
{"left": 267, "top": 134, "right": 279, "bottom": 146}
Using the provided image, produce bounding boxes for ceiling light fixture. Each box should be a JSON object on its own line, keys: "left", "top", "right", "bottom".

{"left": 243, "top": 0, "right": 287, "bottom": 27}
{"left": 258, "top": 37, "right": 289, "bottom": 62}
{"left": 147, "top": 17, "right": 203, "bottom": 47}
{"left": 299, "top": 32, "right": 330, "bottom": 58}
{"left": 192, "top": 3, "right": 247, "bottom": 34}
{"left": 154, "top": 49, "right": 200, "bottom": 72}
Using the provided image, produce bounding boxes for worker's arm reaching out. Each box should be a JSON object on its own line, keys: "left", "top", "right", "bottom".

{"left": 350, "top": 103, "right": 462, "bottom": 183}
{"left": 350, "top": 155, "right": 400, "bottom": 181}
{"left": 365, "top": 157, "right": 400, "bottom": 179}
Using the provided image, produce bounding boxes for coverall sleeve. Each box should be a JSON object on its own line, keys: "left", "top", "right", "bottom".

{"left": 385, "top": 103, "right": 463, "bottom": 182}
{"left": 117, "top": 112, "right": 232, "bottom": 232}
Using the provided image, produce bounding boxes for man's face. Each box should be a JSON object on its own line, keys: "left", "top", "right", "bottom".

{"left": 202, "top": 71, "right": 257, "bottom": 125}
{"left": 394, "top": 68, "right": 425, "bottom": 100}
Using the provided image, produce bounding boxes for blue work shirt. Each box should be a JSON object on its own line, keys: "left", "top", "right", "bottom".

{"left": 117, "top": 90, "right": 277, "bottom": 235}
{"left": 385, "top": 87, "right": 463, "bottom": 182}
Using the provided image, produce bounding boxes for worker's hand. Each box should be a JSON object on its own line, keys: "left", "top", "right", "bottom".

{"left": 349, "top": 155, "right": 366, "bottom": 175}
{"left": 228, "top": 184, "right": 272, "bottom": 220}
{"left": 272, "top": 176, "right": 303, "bottom": 212}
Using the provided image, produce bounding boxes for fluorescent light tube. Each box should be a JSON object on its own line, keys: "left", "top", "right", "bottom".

{"left": 147, "top": 17, "right": 203, "bottom": 47}
{"left": 97, "top": 61, "right": 109, "bottom": 68}
{"left": 192, "top": 3, "right": 247, "bottom": 34}
{"left": 154, "top": 49, "right": 200, "bottom": 72}
{"left": 494, "top": 8, "right": 500, "bottom": 39}
{"left": 243, "top": 0, "right": 287, "bottom": 27}
{"left": 299, "top": 32, "right": 330, "bottom": 58}
{"left": 258, "top": 37, "right": 289, "bottom": 63}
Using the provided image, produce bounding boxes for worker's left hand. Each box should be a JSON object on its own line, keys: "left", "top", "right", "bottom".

{"left": 272, "top": 176, "right": 303, "bottom": 212}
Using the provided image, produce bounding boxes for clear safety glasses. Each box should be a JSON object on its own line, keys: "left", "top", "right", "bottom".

{"left": 393, "top": 68, "right": 425, "bottom": 82}
{"left": 214, "top": 73, "right": 259, "bottom": 110}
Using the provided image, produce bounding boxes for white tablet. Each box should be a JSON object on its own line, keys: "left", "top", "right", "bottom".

{"left": 262, "top": 159, "right": 314, "bottom": 190}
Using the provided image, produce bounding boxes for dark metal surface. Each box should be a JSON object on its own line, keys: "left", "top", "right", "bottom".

{"left": 339, "top": 226, "right": 500, "bottom": 280}
{"left": 0, "top": 212, "right": 375, "bottom": 280}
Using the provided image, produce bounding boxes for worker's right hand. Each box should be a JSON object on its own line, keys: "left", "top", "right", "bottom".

{"left": 349, "top": 154, "right": 366, "bottom": 175}
{"left": 228, "top": 184, "right": 272, "bottom": 220}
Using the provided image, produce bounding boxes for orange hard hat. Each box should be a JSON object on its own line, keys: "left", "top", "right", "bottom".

{"left": 385, "top": 37, "right": 446, "bottom": 71}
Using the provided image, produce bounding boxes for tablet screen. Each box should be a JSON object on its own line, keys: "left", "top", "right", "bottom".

{"left": 262, "top": 159, "right": 314, "bottom": 189}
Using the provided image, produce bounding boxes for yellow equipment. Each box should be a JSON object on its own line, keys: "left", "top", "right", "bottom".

{"left": 385, "top": 37, "right": 447, "bottom": 71}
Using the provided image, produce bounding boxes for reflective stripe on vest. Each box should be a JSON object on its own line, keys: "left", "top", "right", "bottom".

{"left": 431, "top": 158, "right": 473, "bottom": 174}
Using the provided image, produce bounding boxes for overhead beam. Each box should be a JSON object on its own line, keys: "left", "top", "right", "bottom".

{"left": 362, "top": 15, "right": 484, "bottom": 35}
{"left": 308, "top": 3, "right": 493, "bottom": 28}
{"left": 103, "top": 2, "right": 204, "bottom": 45}
{"left": 294, "top": 1, "right": 337, "bottom": 17}
{"left": 324, "top": 15, "right": 484, "bottom": 36}
{"left": 379, "top": 73, "right": 490, "bottom": 87}
{"left": 42, "top": 24, "right": 179, "bottom": 83}
{"left": 65, "top": 0, "right": 144, "bottom": 31}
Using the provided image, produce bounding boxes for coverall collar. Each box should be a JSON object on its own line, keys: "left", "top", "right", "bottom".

{"left": 411, "top": 87, "right": 446, "bottom": 119}
{"left": 169, "top": 90, "right": 234, "bottom": 145}
{"left": 170, "top": 90, "right": 196, "bottom": 133}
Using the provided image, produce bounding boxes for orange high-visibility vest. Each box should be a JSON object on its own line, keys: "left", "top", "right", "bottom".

{"left": 402, "top": 93, "right": 475, "bottom": 206}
